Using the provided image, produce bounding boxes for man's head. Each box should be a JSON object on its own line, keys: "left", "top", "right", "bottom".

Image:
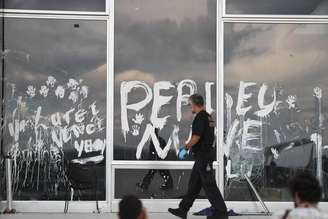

{"left": 119, "top": 195, "right": 147, "bottom": 219}
{"left": 189, "top": 94, "right": 204, "bottom": 114}
{"left": 289, "top": 172, "right": 322, "bottom": 207}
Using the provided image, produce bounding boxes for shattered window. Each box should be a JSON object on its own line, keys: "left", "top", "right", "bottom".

{"left": 224, "top": 23, "right": 328, "bottom": 201}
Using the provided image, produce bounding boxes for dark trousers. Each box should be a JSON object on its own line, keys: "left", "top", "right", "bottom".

{"left": 142, "top": 169, "right": 173, "bottom": 187}
{"left": 179, "top": 159, "right": 227, "bottom": 212}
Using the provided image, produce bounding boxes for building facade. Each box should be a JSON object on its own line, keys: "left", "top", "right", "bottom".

{"left": 1, "top": 0, "right": 328, "bottom": 213}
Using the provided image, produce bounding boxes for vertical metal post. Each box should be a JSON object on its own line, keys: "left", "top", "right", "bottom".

{"left": 5, "top": 157, "right": 12, "bottom": 211}
{"left": 0, "top": 0, "right": 5, "bottom": 158}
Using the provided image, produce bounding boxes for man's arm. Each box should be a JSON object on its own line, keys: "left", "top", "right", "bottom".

{"left": 185, "top": 135, "right": 200, "bottom": 150}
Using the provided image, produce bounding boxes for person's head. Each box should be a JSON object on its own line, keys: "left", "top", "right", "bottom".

{"left": 289, "top": 172, "right": 322, "bottom": 208}
{"left": 119, "top": 195, "right": 147, "bottom": 219}
{"left": 189, "top": 94, "right": 204, "bottom": 114}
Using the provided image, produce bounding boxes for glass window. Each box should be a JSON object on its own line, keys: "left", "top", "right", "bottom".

{"left": 5, "top": 0, "right": 106, "bottom": 12}
{"left": 226, "top": 0, "right": 328, "bottom": 15}
{"left": 224, "top": 23, "right": 328, "bottom": 201}
{"left": 115, "top": 168, "right": 208, "bottom": 199}
{"left": 114, "top": 0, "right": 217, "bottom": 160}
{"left": 3, "top": 18, "right": 107, "bottom": 200}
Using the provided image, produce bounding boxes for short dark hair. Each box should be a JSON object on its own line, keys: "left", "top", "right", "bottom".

{"left": 288, "top": 172, "right": 322, "bottom": 204}
{"left": 189, "top": 94, "right": 204, "bottom": 106}
{"left": 119, "top": 195, "right": 143, "bottom": 219}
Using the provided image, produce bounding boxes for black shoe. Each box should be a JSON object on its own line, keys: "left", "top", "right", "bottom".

{"left": 168, "top": 208, "right": 187, "bottom": 219}
{"left": 207, "top": 211, "right": 228, "bottom": 219}
{"left": 160, "top": 182, "right": 173, "bottom": 190}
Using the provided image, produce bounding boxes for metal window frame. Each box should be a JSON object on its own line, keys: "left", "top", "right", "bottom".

{"left": 3, "top": 0, "right": 109, "bottom": 16}
{"left": 223, "top": 0, "right": 328, "bottom": 19}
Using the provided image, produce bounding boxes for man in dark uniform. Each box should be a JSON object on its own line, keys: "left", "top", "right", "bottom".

{"left": 137, "top": 128, "right": 173, "bottom": 190}
{"left": 168, "top": 94, "right": 227, "bottom": 219}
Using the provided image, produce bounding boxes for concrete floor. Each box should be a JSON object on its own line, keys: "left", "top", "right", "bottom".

{"left": 0, "top": 213, "right": 271, "bottom": 219}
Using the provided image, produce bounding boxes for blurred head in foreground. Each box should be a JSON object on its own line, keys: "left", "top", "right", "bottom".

{"left": 289, "top": 172, "right": 322, "bottom": 208}
{"left": 119, "top": 195, "right": 148, "bottom": 219}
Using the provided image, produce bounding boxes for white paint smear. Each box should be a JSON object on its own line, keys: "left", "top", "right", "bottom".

{"left": 205, "top": 82, "right": 215, "bottom": 115}
{"left": 120, "top": 81, "right": 153, "bottom": 141}
{"left": 150, "top": 81, "right": 174, "bottom": 129}
{"left": 236, "top": 81, "right": 256, "bottom": 116}
{"left": 136, "top": 124, "right": 172, "bottom": 160}
{"left": 176, "top": 79, "right": 197, "bottom": 121}
{"left": 255, "top": 83, "right": 276, "bottom": 117}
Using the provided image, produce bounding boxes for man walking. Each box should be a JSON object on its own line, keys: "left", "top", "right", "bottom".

{"left": 168, "top": 94, "right": 227, "bottom": 219}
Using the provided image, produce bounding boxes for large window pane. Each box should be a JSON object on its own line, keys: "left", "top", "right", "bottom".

{"left": 224, "top": 23, "right": 328, "bottom": 201}
{"left": 226, "top": 0, "right": 328, "bottom": 15}
{"left": 5, "top": 0, "right": 106, "bottom": 12}
{"left": 115, "top": 168, "right": 208, "bottom": 199}
{"left": 3, "top": 18, "right": 107, "bottom": 200}
{"left": 114, "top": 0, "right": 217, "bottom": 160}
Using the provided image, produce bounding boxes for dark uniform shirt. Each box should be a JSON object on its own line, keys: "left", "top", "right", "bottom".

{"left": 191, "top": 110, "right": 215, "bottom": 160}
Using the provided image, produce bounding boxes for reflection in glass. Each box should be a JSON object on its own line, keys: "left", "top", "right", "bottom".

{"left": 226, "top": 0, "right": 328, "bottom": 15}
{"left": 114, "top": 0, "right": 217, "bottom": 160}
{"left": 5, "top": 0, "right": 106, "bottom": 12}
{"left": 224, "top": 23, "right": 328, "bottom": 201}
{"left": 115, "top": 169, "right": 207, "bottom": 199}
{"left": 4, "top": 18, "right": 107, "bottom": 200}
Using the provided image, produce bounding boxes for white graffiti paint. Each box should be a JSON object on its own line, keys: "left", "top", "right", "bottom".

{"left": 26, "top": 85, "right": 36, "bottom": 98}
{"left": 46, "top": 76, "right": 56, "bottom": 87}
{"left": 132, "top": 113, "right": 144, "bottom": 125}
{"left": 205, "top": 82, "right": 215, "bottom": 115}
{"left": 6, "top": 76, "right": 106, "bottom": 195}
{"left": 176, "top": 80, "right": 197, "bottom": 122}
{"left": 172, "top": 125, "right": 180, "bottom": 154}
{"left": 120, "top": 79, "right": 215, "bottom": 160}
{"left": 273, "top": 129, "right": 282, "bottom": 143}
{"left": 241, "top": 119, "right": 262, "bottom": 151}
{"left": 225, "top": 82, "right": 328, "bottom": 193}
{"left": 236, "top": 81, "right": 256, "bottom": 116}
{"left": 255, "top": 83, "right": 276, "bottom": 118}
{"left": 136, "top": 124, "right": 172, "bottom": 160}
{"left": 120, "top": 81, "right": 153, "bottom": 141}
{"left": 132, "top": 125, "right": 140, "bottom": 136}
{"left": 224, "top": 119, "right": 239, "bottom": 158}
{"left": 55, "top": 85, "right": 65, "bottom": 99}
{"left": 271, "top": 148, "right": 279, "bottom": 159}
{"left": 80, "top": 85, "right": 89, "bottom": 99}
{"left": 311, "top": 133, "right": 323, "bottom": 185}
{"left": 39, "top": 85, "right": 49, "bottom": 98}
{"left": 286, "top": 95, "right": 297, "bottom": 109}
{"left": 150, "top": 81, "right": 174, "bottom": 129}
{"left": 67, "top": 78, "right": 79, "bottom": 90}
{"left": 225, "top": 93, "right": 233, "bottom": 131}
